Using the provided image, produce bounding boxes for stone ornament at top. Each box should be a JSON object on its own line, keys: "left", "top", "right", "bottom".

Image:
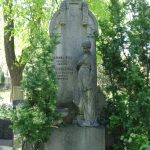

{"left": 50, "top": 0, "right": 98, "bottom": 37}
{"left": 68, "top": 0, "right": 82, "bottom": 1}
{"left": 59, "top": 0, "right": 89, "bottom": 26}
{"left": 62, "top": 0, "right": 83, "bottom": 4}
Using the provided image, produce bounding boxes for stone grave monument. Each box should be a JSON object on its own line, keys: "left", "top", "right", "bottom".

{"left": 44, "top": 0, "right": 105, "bottom": 150}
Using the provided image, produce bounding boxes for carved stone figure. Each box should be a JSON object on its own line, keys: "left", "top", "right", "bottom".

{"left": 76, "top": 40, "right": 99, "bottom": 127}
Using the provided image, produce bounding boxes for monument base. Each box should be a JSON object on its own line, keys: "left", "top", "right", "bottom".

{"left": 44, "top": 125, "right": 105, "bottom": 150}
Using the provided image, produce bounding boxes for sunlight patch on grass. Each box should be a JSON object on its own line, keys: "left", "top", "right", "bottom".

{"left": 0, "top": 89, "right": 11, "bottom": 104}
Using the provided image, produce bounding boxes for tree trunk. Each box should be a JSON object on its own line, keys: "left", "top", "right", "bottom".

{"left": 3, "top": 0, "right": 25, "bottom": 102}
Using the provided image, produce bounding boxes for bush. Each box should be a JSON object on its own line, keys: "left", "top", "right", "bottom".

{"left": 0, "top": 35, "right": 59, "bottom": 150}
{"left": 98, "top": 0, "right": 150, "bottom": 149}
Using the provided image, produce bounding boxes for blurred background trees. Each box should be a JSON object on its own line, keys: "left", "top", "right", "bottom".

{"left": 98, "top": 0, "right": 150, "bottom": 149}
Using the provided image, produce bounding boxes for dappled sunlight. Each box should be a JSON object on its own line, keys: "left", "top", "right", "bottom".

{"left": 0, "top": 90, "right": 11, "bottom": 104}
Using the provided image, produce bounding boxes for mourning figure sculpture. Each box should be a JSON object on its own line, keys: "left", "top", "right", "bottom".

{"left": 76, "top": 40, "right": 99, "bottom": 127}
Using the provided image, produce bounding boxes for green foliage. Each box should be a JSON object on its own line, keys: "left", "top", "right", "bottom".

{"left": 0, "top": 35, "right": 59, "bottom": 149}
{"left": 84, "top": 0, "right": 110, "bottom": 21}
{"left": 0, "top": 1, "right": 60, "bottom": 148}
{"left": 22, "top": 35, "right": 59, "bottom": 145}
{"left": 98, "top": 0, "right": 150, "bottom": 149}
{"left": 1, "top": 0, "right": 59, "bottom": 66}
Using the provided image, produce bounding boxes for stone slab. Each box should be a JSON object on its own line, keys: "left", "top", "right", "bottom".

{"left": 0, "top": 146, "right": 12, "bottom": 150}
{"left": 0, "top": 120, "right": 13, "bottom": 139}
{"left": 0, "top": 140, "right": 12, "bottom": 147}
{"left": 44, "top": 125, "right": 105, "bottom": 150}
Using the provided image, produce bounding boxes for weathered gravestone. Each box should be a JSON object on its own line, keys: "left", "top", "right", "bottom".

{"left": 44, "top": 0, "right": 105, "bottom": 150}
{"left": 50, "top": 0, "right": 98, "bottom": 105}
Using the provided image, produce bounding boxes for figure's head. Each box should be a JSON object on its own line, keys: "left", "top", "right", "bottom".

{"left": 81, "top": 40, "right": 91, "bottom": 53}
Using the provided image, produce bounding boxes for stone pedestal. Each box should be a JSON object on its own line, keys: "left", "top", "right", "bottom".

{"left": 0, "top": 146, "right": 12, "bottom": 150}
{"left": 44, "top": 125, "right": 105, "bottom": 150}
{"left": 12, "top": 86, "right": 24, "bottom": 150}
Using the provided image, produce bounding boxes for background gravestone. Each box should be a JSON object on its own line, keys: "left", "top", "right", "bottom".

{"left": 0, "top": 120, "right": 12, "bottom": 140}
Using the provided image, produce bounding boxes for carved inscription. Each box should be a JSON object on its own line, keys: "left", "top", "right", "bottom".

{"left": 54, "top": 56, "right": 73, "bottom": 80}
